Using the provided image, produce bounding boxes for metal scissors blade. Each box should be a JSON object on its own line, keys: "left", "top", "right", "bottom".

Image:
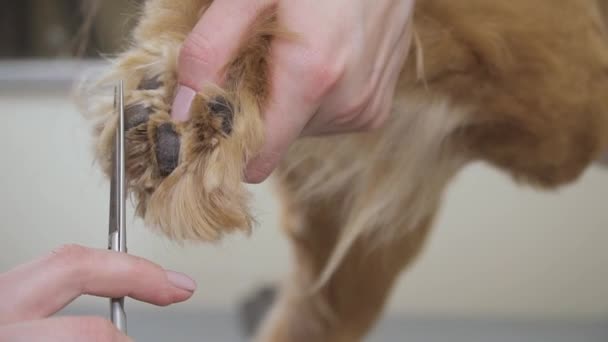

{"left": 109, "top": 80, "right": 127, "bottom": 333}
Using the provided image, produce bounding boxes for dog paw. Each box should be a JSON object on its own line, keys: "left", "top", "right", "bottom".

{"left": 79, "top": 47, "right": 264, "bottom": 242}
{"left": 76, "top": 3, "right": 278, "bottom": 242}
{"left": 121, "top": 76, "right": 235, "bottom": 189}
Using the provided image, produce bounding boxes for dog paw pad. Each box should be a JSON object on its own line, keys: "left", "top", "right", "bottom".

{"left": 155, "top": 123, "right": 180, "bottom": 176}
{"left": 125, "top": 103, "right": 153, "bottom": 130}
{"left": 137, "top": 75, "right": 163, "bottom": 90}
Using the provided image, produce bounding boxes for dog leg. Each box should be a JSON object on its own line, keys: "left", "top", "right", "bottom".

{"left": 253, "top": 186, "right": 434, "bottom": 342}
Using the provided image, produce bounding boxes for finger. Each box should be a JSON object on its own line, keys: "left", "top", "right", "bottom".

{"left": 356, "top": 7, "right": 416, "bottom": 131}
{"left": 243, "top": 46, "right": 320, "bottom": 183}
{"left": 0, "top": 316, "right": 132, "bottom": 342}
{"left": 172, "top": 0, "right": 272, "bottom": 122}
{"left": 350, "top": 19, "right": 415, "bottom": 132}
{"left": 303, "top": 5, "right": 415, "bottom": 135}
{"left": 0, "top": 245, "right": 196, "bottom": 324}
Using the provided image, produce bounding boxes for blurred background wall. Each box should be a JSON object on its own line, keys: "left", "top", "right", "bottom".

{"left": 0, "top": 1, "right": 607, "bottom": 340}
{"left": 1, "top": 80, "right": 608, "bottom": 318}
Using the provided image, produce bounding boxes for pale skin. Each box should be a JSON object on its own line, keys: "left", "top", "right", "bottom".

{"left": 0, "top": 245, "right": 196, "bottom": 342}
{"left": 171, "top": 0, "right": 418, "bottom": 183}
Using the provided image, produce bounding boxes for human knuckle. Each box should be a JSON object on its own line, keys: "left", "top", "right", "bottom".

{"left": 179, "top": 33, "right": 216, "bottom": 68}
{"left": 124, "top": 255, "right": 152, "bottom": 276}
{"left": 47, "top": 244, "right": 92, "bottom": 290}
{"left": 303, "top": 55, "right": 344, "bottom": 100}
{"left": 50, "top": 244, "right": 89, "bottom": 263}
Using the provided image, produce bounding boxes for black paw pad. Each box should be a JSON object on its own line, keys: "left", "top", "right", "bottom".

{"left": 125, "top": 104, "right": 152, "bottom": 131}
{"left": 137, "top": 75, "right": 163, "bottom": 90}
{"left": 155, "top": 123, "right": 180, "bottom": 176}
{"left": 208, "top": 96, "right": 234, "bottom": 135}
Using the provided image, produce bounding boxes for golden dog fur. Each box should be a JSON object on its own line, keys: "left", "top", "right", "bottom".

{"left": 77, "top": 0, "right": 608, "bottom": 340}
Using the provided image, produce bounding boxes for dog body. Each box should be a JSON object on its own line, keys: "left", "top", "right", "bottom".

{"left": 78, "top": 0, "right": 608, "bottom": 340}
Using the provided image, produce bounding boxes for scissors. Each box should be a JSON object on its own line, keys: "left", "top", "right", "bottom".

{"left": 108, "top": 80, "right": 128, "bottom": 333}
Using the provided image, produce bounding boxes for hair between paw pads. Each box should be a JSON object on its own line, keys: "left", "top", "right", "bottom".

{"left": 208, "top": 96, "right": 234, "bottom": 135}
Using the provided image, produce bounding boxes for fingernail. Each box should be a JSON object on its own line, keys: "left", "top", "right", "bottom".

{"left": 165, "top": 270, "right": 197, "bottom": 292}
{"left": 171, "top": 85, "right": 197, "bottom": 122}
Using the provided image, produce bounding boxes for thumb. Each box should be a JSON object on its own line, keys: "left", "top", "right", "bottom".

{"left": 172, "top": 0, "right": 268, "bottom": 122}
